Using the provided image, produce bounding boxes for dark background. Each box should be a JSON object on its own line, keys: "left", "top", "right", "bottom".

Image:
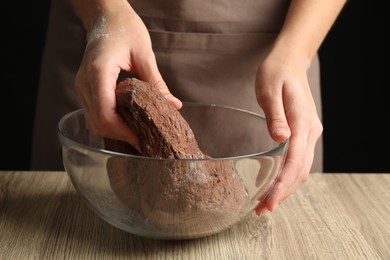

{"left": 0, "top": 1, "right": 388, "bottom": 172}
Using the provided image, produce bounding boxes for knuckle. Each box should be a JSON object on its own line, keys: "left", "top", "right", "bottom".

{"left": 300, "top": 172, "right": 310, "bottom": 183}
{"left": 151, "top": 79, "right": 166, "bottom": 91}
{"left": 91, "top": 116, "right": 112, "bottom": 137}
{"left": 269, "top": 113, "right": 286, "bottom": 125}
{"left": 315, "top": 120, "right": 324, "bottom": 135}
{"left": 74, "top": 71, "right": 84, "bottom": 90}
{"left": 256, "top": 89, "right": 272, "bottom": 105}
{"left": 97, "top": 117, "right": 110, "bottom": 130}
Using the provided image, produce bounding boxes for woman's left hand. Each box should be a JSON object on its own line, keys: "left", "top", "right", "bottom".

{"left": 254, "top": 49, "right": 323, "bottom": 216}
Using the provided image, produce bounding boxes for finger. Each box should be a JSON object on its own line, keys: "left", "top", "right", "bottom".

{"left": 153, "top": 78, "right": 183, "bottom": 110}
{"left": 74, "top": 76, "right": 94, "bottom": 132}
{"left": 136, "top": 51, "right": 183, "bottom": 109}
{"left": 264, "top": 116, "right": 319, "bottom": 212}
{"left": 255, "top": 203, "right": 269, "bottom": 216}
{"left": 264, "top": 136, "right": 305, "bottom": 212}
{"left": 78, "top": 65, "right": 140, "bottom": 150}
{"left": 108, "top": 115, "right": 141, "bottom": 151}
{"left": 303, "top": 117, "right": 323, "bottom": 172}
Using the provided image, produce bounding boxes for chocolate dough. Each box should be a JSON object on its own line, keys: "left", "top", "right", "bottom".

{"left": 106, "top": 78, "right": 248, "bottom": 237}
{"left": 114, "top": 77, "right": 204, "bottom": 159}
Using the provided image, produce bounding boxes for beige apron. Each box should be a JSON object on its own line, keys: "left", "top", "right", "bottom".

{"left": 31, "top": 0, "right": 322, "bottom": 171}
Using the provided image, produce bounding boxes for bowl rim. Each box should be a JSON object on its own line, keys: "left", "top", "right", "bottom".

{"left": 57, "top": 102, "right": 289, "bottom": 161}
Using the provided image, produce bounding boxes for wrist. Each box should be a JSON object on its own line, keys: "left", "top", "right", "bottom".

{"left": 268, "top": 34, "right": 313, "bottom": 71}
{"left": 69, "top": 0, "right": 133, "bottom": 31}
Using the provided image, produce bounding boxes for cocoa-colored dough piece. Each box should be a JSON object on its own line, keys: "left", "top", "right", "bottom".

{"left": 105, "top": 78, "right": 249, "bottom": 237}
{"left": 115, "top": 77, "right": 204, "bottom": 159}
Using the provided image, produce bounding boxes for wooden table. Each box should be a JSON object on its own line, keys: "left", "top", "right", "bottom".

{"left": 0, "top": 171, "right": 389, "bottom": 259}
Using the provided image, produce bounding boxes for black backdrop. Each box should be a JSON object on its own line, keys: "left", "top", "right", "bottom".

{"left": 1, "top": 1, "right": 388, "bottom": 172}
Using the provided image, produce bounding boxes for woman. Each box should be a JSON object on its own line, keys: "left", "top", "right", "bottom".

{"left": 31, "top": 0, "right": 346, "bottom": 215}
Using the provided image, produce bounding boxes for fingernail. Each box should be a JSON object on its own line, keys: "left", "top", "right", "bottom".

{"left": 269, "top": 202, "right": 280, "bottom": 212}
{"left": 272, "top": 128, "right": 287, "bottom": 137}
{"left": 167, "top": 96, "right": 182, "bottom": 108}
{"left": 256, "top": 207, "right": 269, "bottom": 217}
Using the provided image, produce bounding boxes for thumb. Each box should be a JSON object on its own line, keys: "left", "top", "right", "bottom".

{"left": 257, "top": 93, "right": 291, "bottom": 143}
{"left": 152, "top": 78, "right": 183, "bottom": 110}
{"left": 267, "top": 111, "right": 291, "bottom": 143}
{"left": 136, "top": 53, "right": 183, "bottom": 109}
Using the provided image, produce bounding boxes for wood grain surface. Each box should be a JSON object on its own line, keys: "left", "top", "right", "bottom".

{"left": 0, "top": 171, "right": 389, "bottom": 260}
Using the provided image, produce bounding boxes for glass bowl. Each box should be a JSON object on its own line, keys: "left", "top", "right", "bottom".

{"left": 57, "top": 102, "right": 288, "bottom": 240}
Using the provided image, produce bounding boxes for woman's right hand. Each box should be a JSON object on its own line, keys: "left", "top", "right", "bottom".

{"left": 71, "top": 0, "right": 182, "bottom": 150}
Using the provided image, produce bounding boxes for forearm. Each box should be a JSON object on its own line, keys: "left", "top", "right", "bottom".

{"left": 69, "top": 0, "right": 133, "bottom": 31}
{"left": 273, "top": 0, "right": 347, "bottom": 67}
